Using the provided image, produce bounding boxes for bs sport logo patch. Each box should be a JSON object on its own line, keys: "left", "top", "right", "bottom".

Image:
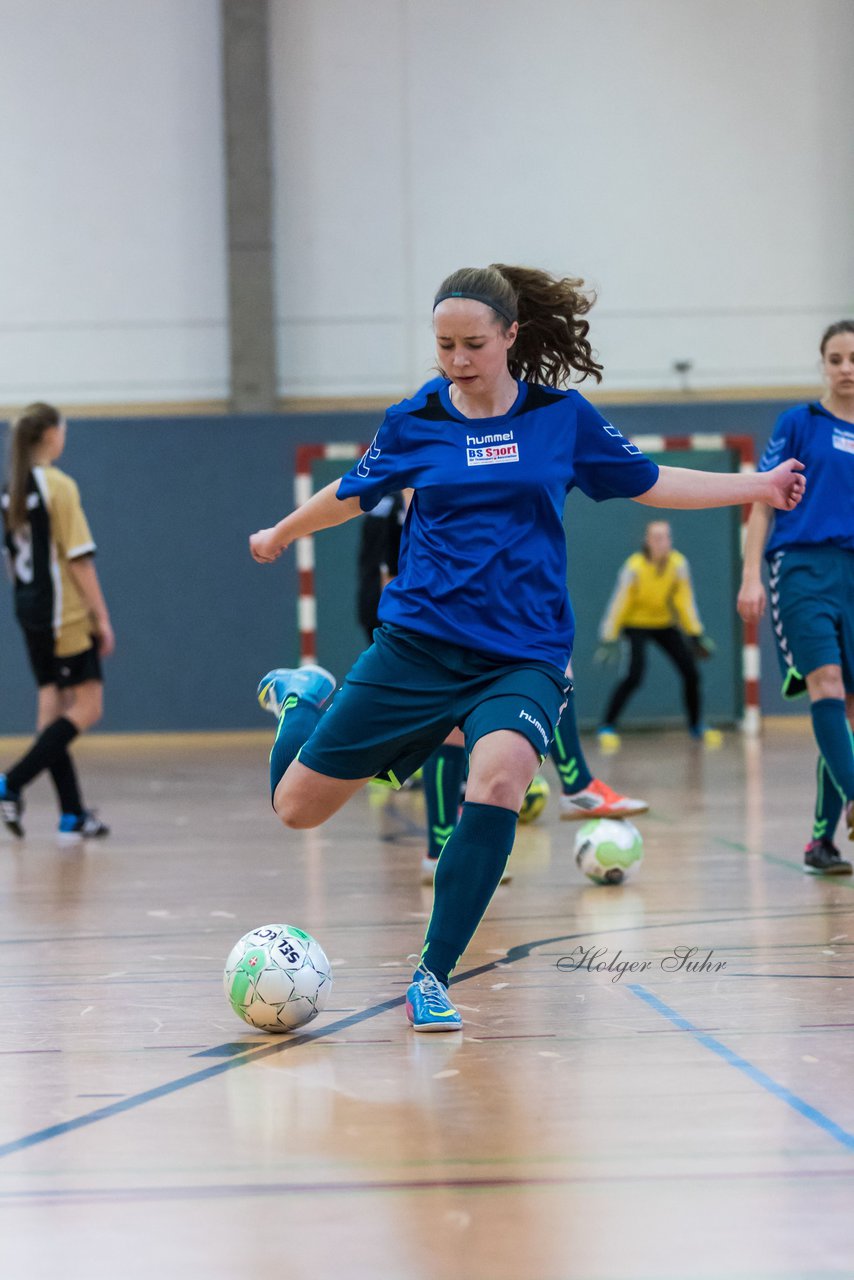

{"left": 466, "top": 431, "right": 520, "bottom": 467}
{"left": 832, "top": 428, "right": 854, "bottom": 456}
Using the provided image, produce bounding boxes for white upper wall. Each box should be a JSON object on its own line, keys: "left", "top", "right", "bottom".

{"left": 0, "top": 0, "right": 226, "bottom": 406}
{"left": 0, "top": 0, "right": 850, "bottom": 405}
{"left": 270, "top": 0, "right": 854, "bottom": 396}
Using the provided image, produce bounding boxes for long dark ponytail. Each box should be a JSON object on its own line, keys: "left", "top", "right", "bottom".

{"left": 434, "top": 264, "right": 603, "bottom": 386}
{"left": 5, "top": 402, "right": 60, "bottom": 531}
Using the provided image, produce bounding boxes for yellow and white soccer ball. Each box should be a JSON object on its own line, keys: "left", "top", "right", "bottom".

{"left": 574, "top": 819, "right": 644, "bottom": 885}
{"left": 518, "top": 774, "right": 550, "bottom": 824}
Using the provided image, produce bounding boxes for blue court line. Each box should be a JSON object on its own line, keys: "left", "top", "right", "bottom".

{"left": 628, "top": 984, "right": 854, "bottom": 1153}
{"left": 3, "top": 909, "right": 851, "bottom": 1161}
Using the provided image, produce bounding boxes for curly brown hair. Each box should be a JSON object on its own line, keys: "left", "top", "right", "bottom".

{"left": 434, "top": 264, "right": 603, "bottom": 386}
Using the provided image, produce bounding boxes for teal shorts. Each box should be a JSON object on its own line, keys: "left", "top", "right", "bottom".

{"left": 768, "top": 545, "right": 854, "bottom": 698}
{"left": 298, "top": 623, "right": 571, "bottom": 786}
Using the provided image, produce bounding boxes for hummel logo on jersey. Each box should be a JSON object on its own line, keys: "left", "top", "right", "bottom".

{"left": 466, "top": 431, "right": 519, "bottom": 467}
{"left": 602, "top": 422, "right": 642, "bottom": 456}
{"left": 519, "top": 709, "right": 549, "bottom": 747}
{"left": 357, "top": 434, "right": 382, "bottom": 477}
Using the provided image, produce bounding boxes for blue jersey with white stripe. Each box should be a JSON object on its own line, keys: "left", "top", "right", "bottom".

{"left": 759, "top": 403, "right": 854, "bottom": 558}
{"left": 337, "top": 379, "right": 659, "bottom": 667}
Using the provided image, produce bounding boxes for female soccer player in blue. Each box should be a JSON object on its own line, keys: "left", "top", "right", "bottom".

{"left": 738, "top": 320, "right": 854, "bottom": 874}
{"left": 250, "top": 264, "right": 805, "bottom": 1031}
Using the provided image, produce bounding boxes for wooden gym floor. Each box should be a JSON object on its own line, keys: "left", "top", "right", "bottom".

{"left": 0, "top": 722, "right": 852, "bottom": 1280}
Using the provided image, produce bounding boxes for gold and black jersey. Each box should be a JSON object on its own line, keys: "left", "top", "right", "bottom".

{"left": 2, "top": 466, "right": 96, "bottom": 657}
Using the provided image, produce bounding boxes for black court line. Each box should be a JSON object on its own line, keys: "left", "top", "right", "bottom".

{"left": 3, "top": 1165, "right": 854, "bottom": 1208}
{"left": 714, "top": 836, "right": 854, "bottom": 886}
{"left": 2, "top": 906, "right": 853, "bottom": 1161}
{"left": 727, "top": 973, "right": 854, "bottom": 980}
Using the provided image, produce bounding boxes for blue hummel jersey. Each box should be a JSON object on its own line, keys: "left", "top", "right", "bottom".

{"left": 759, "top": 403, "right": 854, "bottom": 558}
{"left": 337, "top": 379, "right": 659, "bottom": 667}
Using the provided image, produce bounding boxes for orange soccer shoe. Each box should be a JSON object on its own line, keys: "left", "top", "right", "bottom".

{"left": 559, "top": 777, "right": 649, "bottom": 822}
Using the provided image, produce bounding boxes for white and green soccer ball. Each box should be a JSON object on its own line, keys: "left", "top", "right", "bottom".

{"left": 574, "top": 819, "right": 644, "bottom": 885}
{"left": 224, "top": 924, "right": 333, "bottom": 1033}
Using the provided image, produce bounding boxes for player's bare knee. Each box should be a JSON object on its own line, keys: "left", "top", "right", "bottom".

{"left": 808, "top": 665, "right": 844, "bottom": 701}
{"left": 278, "top": 805, "right": 323, "bottom": 831}
{"left": 274, "top": 784, "right": 322, "bottom": 830}
{"left": 468, "top": 770, "right": 526, "bottom": 811}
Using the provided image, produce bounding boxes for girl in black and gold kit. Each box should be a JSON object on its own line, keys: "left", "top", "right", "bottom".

{"left": 1, "top": 403, "right": 113, "bottom": 841}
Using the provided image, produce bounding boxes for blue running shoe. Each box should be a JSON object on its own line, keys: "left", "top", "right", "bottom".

{"left": 0, "top": 775, "right": 24, "bottom": 839}
{"left": 405, "top": 964, "right": 463, "bottom": 1032}
{"left": 257, "top": 665, "right": 336, "bottom": 716}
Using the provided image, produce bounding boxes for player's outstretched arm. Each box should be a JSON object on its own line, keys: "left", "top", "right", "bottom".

{"left": 736, "top": 503, "right": 774, "bottom": 622}
{"left": 633, "top": 459, "right": 805, "bottom": 512}
{"left": 249, "top": 480, "right": 364, "bottom": 564}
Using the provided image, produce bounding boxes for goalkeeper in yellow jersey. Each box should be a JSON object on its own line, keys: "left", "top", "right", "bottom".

{"left": 596, "top": 521, "right": 719, "bottom": 751}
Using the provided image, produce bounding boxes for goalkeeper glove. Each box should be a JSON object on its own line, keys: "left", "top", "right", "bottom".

{"left": 594, "top": 640, "right": 621, "bottom": 666}
{"left": 690, "top": 633, "right": 716, "bottom": 660}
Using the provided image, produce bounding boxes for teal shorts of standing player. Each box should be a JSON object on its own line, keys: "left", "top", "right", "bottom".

{"left": 768, "top": 545, "right": 854, "bottom": 699}
{"left": 297, "top": 623, "right": 572, "bottom": 787}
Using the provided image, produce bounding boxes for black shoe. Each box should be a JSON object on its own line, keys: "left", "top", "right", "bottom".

{"left": 804, "top": 838, "right": 853, "bottom": 875}
{"left": 0, "top": 776, "right": 24, "bottom": 838}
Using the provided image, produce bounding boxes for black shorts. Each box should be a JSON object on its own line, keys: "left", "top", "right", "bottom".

{"left": 23, "top": 629, "right": 102, "bottom": 690}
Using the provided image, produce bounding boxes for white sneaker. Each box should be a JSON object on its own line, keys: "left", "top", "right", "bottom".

{"left": 559, "top": 778, "right": 648, "bottom": 821}
{"left": 421, "top": 856, "right": 512, "bottom": 885}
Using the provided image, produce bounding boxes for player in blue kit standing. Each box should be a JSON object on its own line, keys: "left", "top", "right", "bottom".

{"left": 738, "top": 320, "right": 854, "bottom": 873}
{"left": 250, "top": 264, "right": 806, "bottom": 1031}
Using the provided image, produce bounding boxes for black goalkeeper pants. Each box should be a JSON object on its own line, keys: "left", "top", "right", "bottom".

{"left": 603, "top": 627, "right": 701, "bottom": 731}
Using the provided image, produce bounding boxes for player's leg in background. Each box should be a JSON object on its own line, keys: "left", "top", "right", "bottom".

{"left": 653, "top": 627, "right": 703, "bottom": 738}
{"left": 550, "top": 691, "right": 592, "bottom": 795}
{"left": 39, "top": 684, "right": 84, "bottom": 822}
{"left": 53, "top": 682, "right": 111, "bottom": 841}
{"left": 599, "top": 629, "right": 647, "bottom": 746}
{"left": 812, "top": 754, "right": 845, "bottom": 844}
{"left": 551, "top": 691, "right": 648, "bottom": 820}
{"left": 1, "top": 677, "right": 102, "bottom": 838}
{"left": 421, "top": 729, "right": 467, "bottom": 883}
{"left": 803, "top": 752, "right": 851, "bottom": 873}
{"left": 806, "top": 664, "right": 854, "bottom": 841}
